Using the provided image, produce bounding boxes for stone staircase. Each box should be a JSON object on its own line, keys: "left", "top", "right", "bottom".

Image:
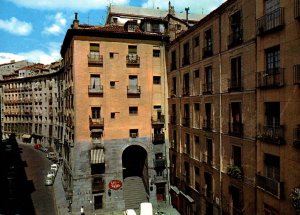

{"left": 123, "top": 176, "right": 148, "bottom": 209}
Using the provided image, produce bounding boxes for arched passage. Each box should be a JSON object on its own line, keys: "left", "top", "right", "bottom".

{"left": 122, "top": 145, "right": 147, "bottom": 179}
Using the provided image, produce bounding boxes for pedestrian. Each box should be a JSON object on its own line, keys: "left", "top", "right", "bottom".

{"left": 80, "top": 206, "right": 85, "bottom": 215}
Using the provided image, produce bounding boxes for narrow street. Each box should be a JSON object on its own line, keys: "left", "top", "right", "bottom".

{"left": 20, "top": 143, "right": 57, "bottom": 215}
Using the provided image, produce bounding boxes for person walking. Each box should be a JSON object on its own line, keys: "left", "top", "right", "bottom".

{"left": 80, "top": 206, "right": 85, "bottom": 215}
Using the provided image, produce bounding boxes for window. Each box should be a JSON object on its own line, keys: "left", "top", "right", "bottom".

{"left": 128, "top": 45, "right": 137, "bottom": 55}
{"left": 129, "top": 129, "right": 139, "bottom": 138}
{"left": 153, "top": 76, "right": 161, "bottom": 84}
{"left": 109, "top": 53, "right": 114, "bottom": 58}
{"left": 153, "top": 105, "right": 161, "bottom": 110}
{"left": 184, "top": 133, "right": 190, "bottom": 154}
{"left": 229, "top": 11, "right": 243, "bottom": 47}
{"left": 203, "top": 29, "right": 213, "bottom": 58}
{"left": 129, "top": 106, "right": 138, "bottom": 115}
{"left": 153, "top": 50, "right": 160, "bottom": 57}
{"left": 194, "top": 69, "right": 199, "bottom": 78}
{"left": 265, "top": 0, "right": 280, "bottom": 14}
{"left": 204, "top": 66, "right": 212, "bottom": 93}
{"left": 111, "top": 113, "right": 115, "bottom": 119}
{"left": 232, "top": 145, "right": 242, "bottom": 167}
{"left": 172, "top": 77, "right": 176, "bottom": 96}
{"left": 90, "top": 43, "right": 99, "bottom": 52}
{"left": 195, "top": 166, "right": 200, "bottom": 176}
{"left": 265, "top": 102, "right": 280, "bottom": 127}
{"left": 230, "top": 56, "right": 242, "bottom": 90}
{"left": 194, "top": 135, "right": 200, "bottom": 144}
{"left": 152, "top": 23, "right": 160, "bottom": 32}
{"left": 90, "top": 74, "right": 100, "bottom": 89}
{"left": 112, "top": 17, "right": 118, "bottom": 24}
{"left": 229, "top": 102, "right": 243, "bottom": 136}
{"left": 171, "top": 50, "right": 177, "bottom": 70}
{"left": 194, "top": 36, "right": 199, "bottom": 47}
{"left": 264, "top": 153, "right": 280, "bottom": 181}
{"left": 94, "top": 195, "right": 103, "bottom": 209}
{"left": 91, "top": 107, "right": 101, "bottom": 119}
{"left": 129, "top": 75, "right": 138, "bottom": 86}
{"left": 183, "top": 42, "right": 190, "bottom": 66}
{"left": 183, "top": 73, "right": 190, "bottom": 96}
{"left": 266, "top": 46, "right": 280, "bottom": 73}
{"left": 110, "top": 81, "right": 116, "bottom": 88}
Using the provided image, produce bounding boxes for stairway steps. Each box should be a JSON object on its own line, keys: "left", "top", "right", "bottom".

{"left": 123, "top": 176, "right": 148, "bottom": 209}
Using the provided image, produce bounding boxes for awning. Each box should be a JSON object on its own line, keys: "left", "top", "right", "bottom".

{"left": 22, "top": 134, "right": 31, "bottom": 139}
{"left": 180, "top": 191, "right": 194, "bottom": 203}
{"left": 91, "top": 129, "right": 103, "bottom": 133}
{"left": 91, "top": 149, "right": 104, "bottom": 164}
{"left": 170, "top": 185, "right": 180, "bottom": 195}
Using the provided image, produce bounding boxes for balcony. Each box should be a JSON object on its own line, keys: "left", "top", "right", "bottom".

{"left": 202, "top": 153, "right": 213, "bottom": 166}
{"left": 126, "top": 54, "right": 140, "bottom": 66}
{"left": 127, "top": 85, "right": 141, "bottom": 95}
{"left": 256, "top": 8, "right": 284, "bottom": 35}
{"left": 228, "top": 29, "right": 243, "bottom": 48}
{"left": 256, "top": 174, "right": 284, "bottom": 199}
{"left": 293, "top": 126, "right": 300, "bottom": 148}
{"left": 257, "top": 125, "right": 285, "bottom": 145}
{"left": 203, "top": 82, "right": 213, "bottom": 94}
{"left": 182, "top": 117, "right": 190, "bottom": 127}
{"left": 154, "top": 174, "right": 167, "bottom": 183}
{"left": 153, "top": 133, "right": 165, "bottom": 144}
{"left": 182, "top": 87, "right": 190, "bottom": 96}
{"left": 295, "top": 0, "right": 300, "bottom": 19}
{"left": 294, "top": 64, "right": 300, "bottom": 85}
{"left": 88, "top": 85, "right": 103, "bottom": 95}
{"left": 154, "top": 158, "right": 166, "bottom": 169}
{"left": 92, "top": 138, "right": 104, "bottom": 148}
{"left": 88, "top": 52, "right": 103, "bottom": 65}
{"left": 92, "top": 176, "right": 105, "bottom": 194}
{"left": 182, "top": 57, "right": 190, "bottom": 67}
{"left": 151, "top": 115, "right": 165, "bottom": 126}
{"left": 89, "top": 117, "right": 104, "bottom": 129}
{"left": 228, "top": 79, "right": 243, "bottom": 92}
{"left": 227, "top": 165, "right": 243, "bottom": 180}
{"left": 203, "top": 119, "right": 213, "bottom": 131}
{"left": 256, "top": 68, "right": 285, "bottom": 89}
{"left": 228, "top": 122, "right": 244, "bottom": 137}
{"left": 202, "top": 46, "right": 213, "bottom": 59}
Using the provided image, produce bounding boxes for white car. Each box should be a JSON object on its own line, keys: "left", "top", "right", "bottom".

{"left": 50, "top": 164, "right": 59, "bottom": 173}
{"left": 45, "top": 175, "right": 54, "bottom": 186}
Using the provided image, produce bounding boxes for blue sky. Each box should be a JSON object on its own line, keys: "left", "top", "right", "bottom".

{"left": 0, "top": 0, "right": 224, "bottom": 64}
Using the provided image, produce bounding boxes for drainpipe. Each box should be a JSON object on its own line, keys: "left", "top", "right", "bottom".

{"left": 218, "top": 11, "right": 223, "bottom": 215}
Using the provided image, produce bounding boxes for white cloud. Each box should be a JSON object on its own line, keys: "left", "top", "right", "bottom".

{"left": 43, "top": 13, "right": 67, "bottom": 35}
{"left": 142, "top": 0, "right": 225, "bottom": 14}
{"left": 0, "top": 17, "right": 32, "bottom": 36}
{"left": 0, "top": 42, "right": 61, "bottom": 65}
{"left": 6, "top": 0, "right": 129, "bottom": 11}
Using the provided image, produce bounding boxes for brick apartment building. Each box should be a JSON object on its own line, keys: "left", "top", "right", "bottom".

{"left": 167, "top": 0, "right": 300, "bottom": 214}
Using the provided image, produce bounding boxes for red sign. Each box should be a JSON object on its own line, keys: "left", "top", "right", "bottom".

{"left": 108, "top": 180, "right": 122, "bottom": 190}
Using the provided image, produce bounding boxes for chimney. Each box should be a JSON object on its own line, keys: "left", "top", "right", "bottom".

{"left": 185, "top": 7, "right": 189, "bottom": 24}
{"left": 72, "top": 12, "right": 79, "bottom": 29}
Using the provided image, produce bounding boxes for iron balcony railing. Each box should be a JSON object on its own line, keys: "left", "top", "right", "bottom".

{"left": 256, "top": 7, "right": 284, "bottom": 35}
{"left": 256, "top": 174, "right": 284, "bottom": 199}
{"left": 88, "top": 52, "right": 103, "bottom": 65}
{"left": 228, "top": 122, "right": 244, "bottom": 137}
{"left": 127, "top": 85, "right": 141, "bottom": 95}
{"left": 257, "top": 125, "right": 285, "bottom": 145}
{"left": 89, "top": 117, "right": 104, "bottom": 128}
{"left": 182, "top": 87, "right": 190, "bottom": 96}
{"left": 203, "top": 82, "right": 213, "bottom": 94}
{"left": 202, "top": 46, "right": 213, "bottom": 59}
{"left": 126, "top": 54, "right": 140, "bottom": 65}
{"left": 153, "top": 133, "right": 165, "bottom": 144}
{"left": 256, "top": 68, "right": 285, "bottom": 88}
{"left": 154, "top": 158, "right": 166, "bottom": 168}
{"left": 295, "top": 0, "right": 300, "bottom": 19}
{"left": 294, "top": 64, "right": 300, "bottom": 84}
{"left": 203, "top": 119, "right": 213, "bottom": 131}
{"left": 151, "top": 115, "right": 165, "bottom": 125}
{"left": 154, "top": 174, "right": 167, "bottom": 183}
{"left": 228, "top": 78, "right": 243, "bottom": 92}
{"left": 88, "top": 85, "right": 103, "bottom": 95}
{"left": 228, "top": 29, "right": 243, "bottom": 48}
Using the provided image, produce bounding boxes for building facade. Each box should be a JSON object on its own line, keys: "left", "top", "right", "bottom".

{"left": 167, "top": 0, "right": 300, "bottom": 215}
{"left": 0, "top": 60, "right": 34, "bottom": 80}
{"left": 59, "top": 15, "right": 170, "bottom": 213}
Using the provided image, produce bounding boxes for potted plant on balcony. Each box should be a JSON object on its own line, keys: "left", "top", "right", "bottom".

{"left": 290, "top": 186, "right": 300, "bottom": 213}
{"left": 227, "top": 165, "right": 243, "bottom": 180}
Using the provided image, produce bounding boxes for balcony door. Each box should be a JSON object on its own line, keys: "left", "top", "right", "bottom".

{"left": 90, "top": 74, "right": 100, "bottom": 89}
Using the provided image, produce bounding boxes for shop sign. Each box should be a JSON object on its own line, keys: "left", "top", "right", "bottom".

{"left": 108, "top": 180, "right": 122, "bottom": 190}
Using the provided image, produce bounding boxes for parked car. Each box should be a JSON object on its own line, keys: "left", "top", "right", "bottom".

{"left": 34, "top": 144, "right": 42, "bottom": 150}
{"left": 47, "top": 170, "right": 56, "bottom": 178}
{"left": 47, "top": 152, "right": 56, "bottom": 160}
{"left": 45, "top": 174, "right": 54, "bottom": 186}
{"left": 50, "top": 164, "right": 59, "bottom": 173}
{"left": 40, "top": 147, "right": 48, "bottom": 153}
